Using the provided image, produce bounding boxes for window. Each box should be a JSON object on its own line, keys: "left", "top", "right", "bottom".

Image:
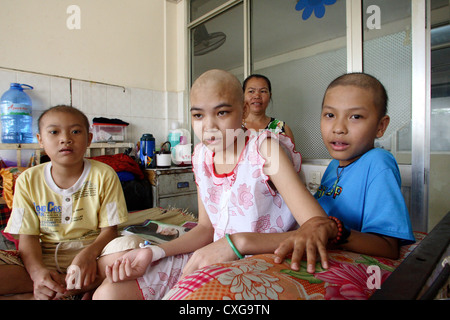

{"left": 187, "top": 0, "right": 435, "bottom": 232}
{"left": 191, "top": 3, "right": 244, "bottom": 81}
{"left": 363, "top": 0, "right": 412, "bottom": 160}
{"left": 190, "top": 0, "right": 231, "bottom": 21}
{"left": 251, "top": 0, "right": 346, "bottom": 159}
{"left": 188, "top": 0, "right": 347, "bottom": 159}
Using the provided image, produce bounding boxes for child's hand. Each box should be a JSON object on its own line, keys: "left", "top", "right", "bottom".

{"left": 30, "top": 267, "right": 66, "bottom": 300}
{"left": 274, "top": 216, "right": 337, "bottom": 273}
{"left": 105, "top": 248, "right": 153, "bottom": 283}
{"left": 67, "top": 250, "right": 98, "bottom": 290}
{"left": 181, "top": 238, "right": 238, "bottom": 278}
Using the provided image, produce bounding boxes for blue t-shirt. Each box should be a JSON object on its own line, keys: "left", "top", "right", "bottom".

{"left": 314, "top": 148, "right": 415, "bottom": 245}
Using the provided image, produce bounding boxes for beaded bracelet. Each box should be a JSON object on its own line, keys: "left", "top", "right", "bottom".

{"left": 328, "top": 216, "right": 350, "bottom": 245}
{"left": 225, "top": 233, "right": 244, "bottom": 259}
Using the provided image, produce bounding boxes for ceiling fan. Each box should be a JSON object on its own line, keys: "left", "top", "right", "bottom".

{"left": 193, "top": 24, "right": 226, "bottom": 56}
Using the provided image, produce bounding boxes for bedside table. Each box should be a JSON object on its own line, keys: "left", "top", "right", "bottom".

{"left": 146, "top": 166, "right": 198, "bottom": 216}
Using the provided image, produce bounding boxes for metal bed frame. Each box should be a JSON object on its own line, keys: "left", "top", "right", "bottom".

{"left": 371, "top": 211, "right": 450, "bottom": 300}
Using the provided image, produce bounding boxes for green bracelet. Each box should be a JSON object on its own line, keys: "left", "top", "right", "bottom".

{"left": 225, "top": 233, "right": 243, "bottom": 259}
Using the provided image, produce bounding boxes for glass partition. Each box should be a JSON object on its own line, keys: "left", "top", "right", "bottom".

{"left": 363, "top": 0, "right": 412, "bottom": 164}
{"left": 190, "top": 3, "right": 244, "bottom": 82}
{"left": 251, "top": 0, "right": 347, "bottom": 159}
{"left": 190, "top": 0, "right": 231, "bottom": 21}
{"left": 187, "top": 0, "right": 435, "bottom": 231}
{"left": 429, "top": 0, "right": 450, "bottom": 230}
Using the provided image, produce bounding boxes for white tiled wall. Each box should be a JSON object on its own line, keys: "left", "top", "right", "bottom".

{"left": 0, "top": 68, "right": 186, "bottom": 163}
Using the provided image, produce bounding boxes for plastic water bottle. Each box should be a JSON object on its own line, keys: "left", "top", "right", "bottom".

{"left": 1, "top": 83, "right": 34, "bottom": 143}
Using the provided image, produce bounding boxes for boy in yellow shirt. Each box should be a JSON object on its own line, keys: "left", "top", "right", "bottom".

{"left": 0, "top": 105, "right": 128, "bottom": 299}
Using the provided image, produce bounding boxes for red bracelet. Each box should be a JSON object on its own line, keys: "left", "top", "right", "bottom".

{"left": 328, "top": 216, "right": 347, "bottom": 244}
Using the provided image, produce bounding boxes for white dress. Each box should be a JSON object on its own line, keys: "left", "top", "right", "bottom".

{"left": 192, "top": 129, "right": 301, "bottom": 241}
{"left": 137, "top": 130, "right": 301, "bottom": 299}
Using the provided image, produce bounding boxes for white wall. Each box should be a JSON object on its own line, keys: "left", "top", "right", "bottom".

{"left": 0, "top": 68, "right": 186, "bottom": 164}
{"left": 0, "top": 0, "right": 189, "bottom": 164}
{"left": 0, "top": 0, "right": 186, "bottom": 91}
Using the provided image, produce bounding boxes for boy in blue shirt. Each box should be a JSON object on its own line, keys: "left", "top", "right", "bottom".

{"left": 275, "top": 73, "right": 414, "bottom": 271}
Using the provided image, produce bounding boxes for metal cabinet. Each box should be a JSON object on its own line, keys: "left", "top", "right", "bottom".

{"left": 146, "top": 167, "right": 198, "bottom": 216}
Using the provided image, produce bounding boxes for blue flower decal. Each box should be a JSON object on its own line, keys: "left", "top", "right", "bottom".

{"left": 295, "top": 0, "right": 337, "bottom": 20}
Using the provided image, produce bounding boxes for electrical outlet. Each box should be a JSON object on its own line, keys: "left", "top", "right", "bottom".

{"left": 310, "top": 171, "right": 321, "bottom": 185}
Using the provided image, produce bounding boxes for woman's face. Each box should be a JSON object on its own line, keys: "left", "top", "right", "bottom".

{"left": 244, "top": 77, "right": 271, "bottom": 115}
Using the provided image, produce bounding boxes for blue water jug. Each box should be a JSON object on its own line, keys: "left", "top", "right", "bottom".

{"left": 1, "top": 83, "right": 34, "bottom": 143}
{"left": 139, "top": 133, "right": 156, "bottom": 169}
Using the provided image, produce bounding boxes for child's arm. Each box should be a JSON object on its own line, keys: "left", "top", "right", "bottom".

{"left": 183, "top": 139, "right": 340, "bottom": 275}
{"left": 260, "top": 138, "right": 328, "bottom": 224}
{"left": 105, "top": 196, "right": 215, "bottom": 283}
{"left": 275, "top": 227, "right": 400, "bottom": 270}
{"left": 19, "top": 234, "right": 66, "bottom": 300}
{"left": 340, "top": 230, "right": 399, "bottom": 259}
{"left": 259, "top": 138, "right": 338, "bottom": 272}
{"left": 67, "top": 225, "right": 118, "bottom": 290}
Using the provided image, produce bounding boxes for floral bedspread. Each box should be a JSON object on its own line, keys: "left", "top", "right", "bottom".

{"left": 164, "top": 232, "right": 425, "bottom": 300}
